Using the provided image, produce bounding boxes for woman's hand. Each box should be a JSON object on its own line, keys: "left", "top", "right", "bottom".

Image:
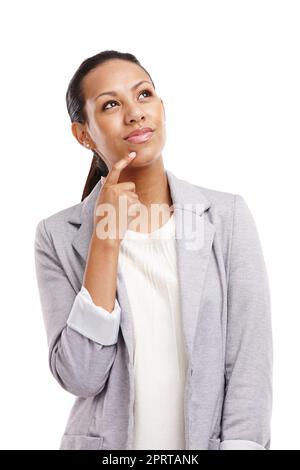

{"left": 93, "top": 151, "right": 141, "bottom": 245}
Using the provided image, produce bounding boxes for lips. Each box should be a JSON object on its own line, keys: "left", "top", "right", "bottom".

{"left": 124, "top": 127, "right": 154, "bottom": 140}
{"left": 125, "top": 131, "right": 154, "bottom": 144}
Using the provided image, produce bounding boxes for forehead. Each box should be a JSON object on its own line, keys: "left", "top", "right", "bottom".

{"left": 82, "top": 59, "right": 149, "bottom": 101}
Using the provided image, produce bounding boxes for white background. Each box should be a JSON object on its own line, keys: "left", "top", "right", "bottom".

{"left": 0, "top": 0, "right": 299, "bottom": 450}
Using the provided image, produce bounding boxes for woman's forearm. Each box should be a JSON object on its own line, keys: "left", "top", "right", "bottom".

{"left": 83, "top": 232, "right": 121, "bottom": 313}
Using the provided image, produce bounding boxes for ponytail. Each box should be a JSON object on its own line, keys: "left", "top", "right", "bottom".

{"left": 81, "top": 151, "right": 108, "bottom": 202}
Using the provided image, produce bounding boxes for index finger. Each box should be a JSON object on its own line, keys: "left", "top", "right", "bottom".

{"left": 104, "top": 151, "right": 137, "bottom": 186}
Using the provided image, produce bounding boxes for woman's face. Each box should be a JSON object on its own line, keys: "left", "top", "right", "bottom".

{"left": 74, "top": 59, "right": 166, "bottom": 170}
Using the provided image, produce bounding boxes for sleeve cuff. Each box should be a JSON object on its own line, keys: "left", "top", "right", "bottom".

{"left": 67, "top": 285, "right": 121, "bottom": 346}
{"left": 220, "top": 439, "right": 266, "bottom": 450}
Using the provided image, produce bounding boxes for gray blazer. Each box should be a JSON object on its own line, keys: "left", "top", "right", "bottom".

{"left": 34, "top": 168, "right": 273, "bottom": 450}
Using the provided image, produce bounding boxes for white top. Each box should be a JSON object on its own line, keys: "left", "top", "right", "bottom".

{"left": 118, "top": 213, "right": 188, "bottom": 450}
{"left": 67, "top": 213, "right": 188, "bottom": 450}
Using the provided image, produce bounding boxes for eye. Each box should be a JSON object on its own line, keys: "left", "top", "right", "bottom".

{"left": 102, "top": 89, "right": 153, "bottom": 111}
{"left": 140, "top": 89, "right": 152, "bottom": 98}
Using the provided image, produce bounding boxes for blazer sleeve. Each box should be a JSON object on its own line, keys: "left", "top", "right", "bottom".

{"left": 34, "top": 218, "right": 121, "bottom": 398}
{"left": 67, "top": 285, "right": 121, "bottom": 345}
{"left": 220, "top": 194, "right": 273, "bottom": 450}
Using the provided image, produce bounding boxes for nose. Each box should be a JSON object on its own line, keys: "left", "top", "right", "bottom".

{"left": 126, "top": 107, "right": 145, "bottom": 124}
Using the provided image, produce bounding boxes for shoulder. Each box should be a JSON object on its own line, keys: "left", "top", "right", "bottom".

{"left": 189, "top": 179, "right": 251, "bottom": 222}
{"left": 34, "top": 200, "right": 84, "bottom": 243}
{"left": 198, "top": 184, "right": 236, "bottom": 211}
{"left": 199, "top": 184, "right": 254, "bottom": 234}
{"left": 186, "top": 180, "right": 256, "bottom": 246}
{"left": 193, "top": 183, "right": 260, "bottom": 263}
{"left": 169, "top": 170, "right": 252, "bottom": 235}
{"left": 185, "top": 178, "right": 238, "bottom": 224}
{"left": 34, "top": 180, "right": 101, "bottom": 239}
{"left": 188, "top": 183, "right": 260, "bottom": 275}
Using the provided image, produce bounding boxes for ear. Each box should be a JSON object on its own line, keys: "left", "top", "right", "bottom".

{"left": 71, "top": 122, "right": 85, "bottom": 146}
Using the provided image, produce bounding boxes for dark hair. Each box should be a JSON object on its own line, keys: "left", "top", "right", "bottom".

{"left": 65, "top": 50, "right": 156, "bottom": 202}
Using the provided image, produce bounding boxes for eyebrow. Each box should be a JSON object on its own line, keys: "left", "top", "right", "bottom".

{"left": 94, "top": 80, "right": 152, "bottom": 100}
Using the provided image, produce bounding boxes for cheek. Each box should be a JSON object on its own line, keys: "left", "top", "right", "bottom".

{"left": 93, "top": 116, "right": 119, "bottom": 142}
{"left": 155, "top": 116, "right": 166, "bottom": 136}
{"left": 88, "top": 113, "right": 105, "bottom": 139}
{"left": 153, "top": 106, "right": 165, "bottom": 127}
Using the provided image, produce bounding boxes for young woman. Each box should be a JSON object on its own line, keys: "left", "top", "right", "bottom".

{"left": 34, "top": 50, "right": 273, "bottom": 451}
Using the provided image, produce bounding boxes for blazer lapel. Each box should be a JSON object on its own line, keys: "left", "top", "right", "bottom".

{"left": 69, "top": 169, "right": 215, "bottom": 366}
{"left": 166, "top": 170, "right": 216, "bottom": 362}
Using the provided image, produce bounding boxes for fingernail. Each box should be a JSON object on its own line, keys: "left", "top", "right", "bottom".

{"left": 128, "top": 151, "right": 137, "bottom": 159}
